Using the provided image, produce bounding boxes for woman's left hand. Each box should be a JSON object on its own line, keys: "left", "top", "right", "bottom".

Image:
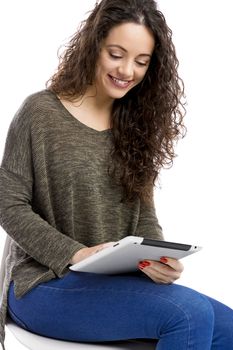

{"left": 138, "top": 257, "right": 184, "bottom": 284}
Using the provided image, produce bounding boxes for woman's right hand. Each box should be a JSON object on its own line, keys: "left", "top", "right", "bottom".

{"left": 69, "top": 242, "right": 115, "bottom": 265}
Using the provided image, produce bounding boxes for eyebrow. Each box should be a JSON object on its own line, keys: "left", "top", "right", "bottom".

{"left": 106, "top": 44, "right": 152, "bottom": 58}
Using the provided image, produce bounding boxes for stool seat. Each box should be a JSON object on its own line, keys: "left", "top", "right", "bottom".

{"left": 6, "top": 317, "right": 155, "bottom": 350}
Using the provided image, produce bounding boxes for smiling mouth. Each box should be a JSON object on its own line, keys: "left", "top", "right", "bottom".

{"left": 108, "top": 75, "right": 132, "bottom": 89}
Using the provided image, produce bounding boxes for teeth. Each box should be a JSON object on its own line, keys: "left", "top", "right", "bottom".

{"left": 112, "top": 76, "right": 130, "bottom": 87}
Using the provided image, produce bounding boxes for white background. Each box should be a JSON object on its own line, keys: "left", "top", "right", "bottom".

{"left": 0, "top": 1, "right": 232, "bottom": 348}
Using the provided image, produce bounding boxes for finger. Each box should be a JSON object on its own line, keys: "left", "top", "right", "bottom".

{"left": 141, "top": 268, "right": 173, "bottom": 284}
{"left": 139, "top": 261, "right": 181, "bottom": 282}
{"left": 94, "top": 241, "right": 115, "bottom": 253}
{"left": 102, "top": 241, "right": 116, "bottom": 249}
{"left": 148, "top": 265, "right": 180, "bottom": 283}
{"left": 159, "top": 257, "right": 184, "bottom": 273}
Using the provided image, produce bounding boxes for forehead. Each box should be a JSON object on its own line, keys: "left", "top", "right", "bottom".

{"left": 103, "top": 22, "right": 155, "bottom": 55}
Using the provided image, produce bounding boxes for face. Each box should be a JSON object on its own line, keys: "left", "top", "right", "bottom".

{"left": 94, "top": 22, "right": 155, "bottom": 102}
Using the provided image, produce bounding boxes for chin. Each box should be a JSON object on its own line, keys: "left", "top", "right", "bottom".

{"left": 110, "top": 92, "right": 128, "bottom": 100}
{"left": 107, "top": 87, "right": 133, "bottom": 100}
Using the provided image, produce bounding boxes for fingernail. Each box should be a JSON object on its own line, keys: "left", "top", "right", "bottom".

{"left": 139, "top": 261, "right": 151, "bottom": 267}
{"left": 160, "top": 257, "right": 168, "bottom": 264}
{"left": 138, "top": 263, "right": 145, "bottom": 270}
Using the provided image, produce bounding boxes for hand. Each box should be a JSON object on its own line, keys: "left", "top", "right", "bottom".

{"left": 69, "top": 242, "right": 115, "bottom": 265}
{"left": 138, "top": 257, "right": 184, "bottom": 284}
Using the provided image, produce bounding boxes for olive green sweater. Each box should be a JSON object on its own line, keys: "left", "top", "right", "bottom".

{"left": 0, "top": 90, "right": 163, "bottom": 349}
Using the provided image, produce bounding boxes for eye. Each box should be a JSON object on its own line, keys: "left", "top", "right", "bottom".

{"left": 136, "top": 61, "right": 149, "bottom": 67}
{"left": 109, "top": 52, "right": 122, "bottom": 59}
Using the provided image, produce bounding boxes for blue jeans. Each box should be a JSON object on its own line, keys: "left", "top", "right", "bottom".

{"left": 8, "top": 271, "right": 233, "bottom": 349}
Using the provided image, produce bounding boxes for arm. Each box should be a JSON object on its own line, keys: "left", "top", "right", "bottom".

{"left": 135, "top": 189, "right": 164, "bottom": 241}
{"left": 0, "top": 97, "right": 84, "bottom": 277}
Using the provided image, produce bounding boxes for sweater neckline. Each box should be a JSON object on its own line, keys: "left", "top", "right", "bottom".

{"left": 50, "top": 90, "right": 112, "bottom": 136}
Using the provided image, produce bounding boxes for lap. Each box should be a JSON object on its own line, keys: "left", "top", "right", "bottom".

{"left": 9, "top": 271, "right": 232, "bottom": 318}
{"left": 8, "top": 271, "right": 233, "bottom": 343}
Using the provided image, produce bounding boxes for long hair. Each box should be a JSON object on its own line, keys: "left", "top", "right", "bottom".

{"left": 47, "top": 0, "right": 187, "bottom": 205}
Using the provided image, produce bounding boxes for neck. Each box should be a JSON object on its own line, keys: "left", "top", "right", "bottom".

{"left": 76, "top": 85, "right": 114, "bottom": 114}
{"left": 66, "top": 86, "right": 113, "bottom": 131}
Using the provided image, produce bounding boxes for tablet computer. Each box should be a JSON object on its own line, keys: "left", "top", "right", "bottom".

{"left": 69, "top": 236, "right": 202, "bottom": 274}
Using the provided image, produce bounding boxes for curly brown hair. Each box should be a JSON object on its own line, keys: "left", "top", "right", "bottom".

{"left": 47, "top": 0, "right": 186, "bottom": 206}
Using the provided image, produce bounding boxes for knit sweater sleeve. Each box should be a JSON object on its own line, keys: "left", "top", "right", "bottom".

{"left": 0, "top": 97, "right": 83, "bottom": 277}
{"left": 135, "top": 190, "right": 164, "bottom": 241}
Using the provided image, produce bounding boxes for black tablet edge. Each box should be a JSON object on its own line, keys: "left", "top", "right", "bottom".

{"left": 141, "top": 238, "right": 191, "bottom": 251}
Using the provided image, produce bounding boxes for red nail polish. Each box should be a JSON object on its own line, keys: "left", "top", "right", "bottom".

{"left": 138, "top": 264, "right": 145, "bottom": 269}
{"left": 160, "top": 257, "right": 168, "bottom": 264}
{"left": 138, "top": 261, "right": 150, "bottom": 269}
{"left": 138, "top": 262, "right": 146, "bottom": 268}
{"left": 139, "top": 261, "right": 150, "bottom": 267}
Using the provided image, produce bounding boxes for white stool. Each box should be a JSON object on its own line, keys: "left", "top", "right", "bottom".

{"left": 6, "top": 317, "right": 155, "bottom": 350}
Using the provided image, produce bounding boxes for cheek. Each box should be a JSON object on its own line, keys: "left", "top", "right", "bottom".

{"left": 98, "top": 56, "right": 116, "bottom": 74}
{"left": 135, "top": 69, "right": 148, "bottom": 84}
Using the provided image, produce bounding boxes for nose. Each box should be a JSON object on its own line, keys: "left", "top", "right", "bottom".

{"left": 117, "top": 60, "right": 134, "bottom": 79}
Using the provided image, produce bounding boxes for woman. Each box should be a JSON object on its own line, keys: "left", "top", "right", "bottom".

{"left": 0, "top": 0, "right": 232, "bottom": 349}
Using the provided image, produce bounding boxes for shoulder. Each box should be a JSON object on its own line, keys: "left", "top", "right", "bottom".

{"left": 10, "top": 89, "right": 60, "bottom": 129}
{"left": 18, "top": 89, "right": 58, "bottom": 115}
